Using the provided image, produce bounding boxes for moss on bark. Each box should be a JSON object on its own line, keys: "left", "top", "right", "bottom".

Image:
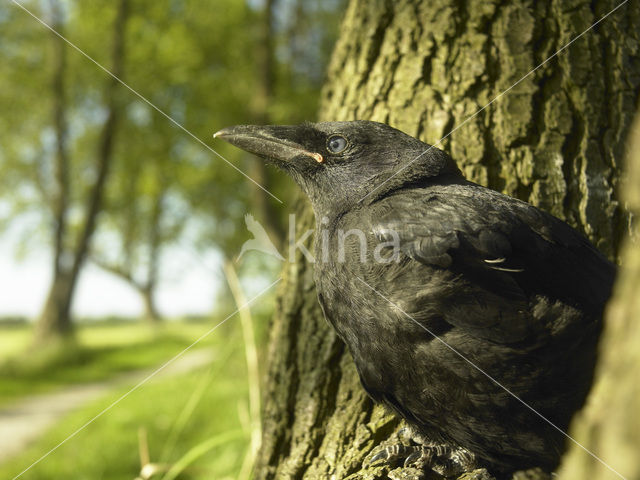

{"left": 556, "top": 107, "right": 640, "bottom": 480}
{"left": 254, "top": 1, "right": 640, "bottom": 479}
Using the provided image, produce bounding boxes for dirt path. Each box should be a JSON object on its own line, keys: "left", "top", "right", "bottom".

{"left": 0, "top": 348, "right": 215, "bottom": 463}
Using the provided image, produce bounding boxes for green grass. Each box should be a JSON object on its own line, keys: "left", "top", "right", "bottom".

{"left": 0, "top": 319, "right": 258, "bottom": 479}
{"left": 0, "top": 343, "right": 251, "bottom": 479}
{"left": 0, "top": 320, "right": 219, "bottom": 407}
{"left": 0, "top": 323, "right": 33, "bottom": 360}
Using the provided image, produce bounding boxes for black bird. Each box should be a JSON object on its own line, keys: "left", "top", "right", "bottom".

{"left": 214, "top": 121, "right": 616, "bottom": 476}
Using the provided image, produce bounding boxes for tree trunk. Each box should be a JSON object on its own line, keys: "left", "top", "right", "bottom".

{"left": 36, "top": 272, "right": 74, "bottom": 339}
{"left": 35, "top": 0, "right": 73, "bottom": 340}
{"left": 92, "top": 181, "right": 166, "bottom": 325}
{"left": 49, "top": 0, "right": 70, "bottom": 282}
{"left": 35, "top": 0, "right": 130, "bottom": 343}
{"left": 254, "top": 1, "right": 640, "bottom": 479}
{"left": 141, "top": 187, "right": 164, "bottom": 325}
{"left": 556, "top": 107, "right": 640, "bottom": 480}
{"left": 141, "top": 285, "right": 161, "bottom": 325}
{"left": 91, "top": 260, "right": 163, "bottom": 325}
{"left": 248, "top": 0, "right": 287, "bottom": 248}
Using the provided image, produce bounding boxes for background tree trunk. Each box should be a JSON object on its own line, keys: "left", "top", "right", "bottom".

{"left": 141, "top": 186, "right": 163, "bottom": 324}
{"left": 36, "top": 0, "right": 73, "bottom": 339}
{"left": 140, "top": 285, "right": 160, "bottom": 325}
{"left": 91, "top": 171, "right": 166, "bottom": 325}
{"left": 254, "top": 1, "right": 640, "bottom": 479}
{"left": 249, "top": 0, "right": 287, "bottom": 247}
{"left": 49, "top": 0, "right": 70, "bottom": 298}
{"left": 35, "top": 0, "right": 130, "bottom": 343}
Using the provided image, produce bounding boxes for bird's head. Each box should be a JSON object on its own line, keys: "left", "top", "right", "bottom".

{"left": 214, "top": 120, "right": 461, "bottom": 217}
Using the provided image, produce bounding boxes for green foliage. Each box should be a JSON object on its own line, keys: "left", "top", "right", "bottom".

{"left": 0, "top": 0, "right": 344, "bottom": 310}
{"left": 0, "top": 1, "right": 342, "bottom": 477}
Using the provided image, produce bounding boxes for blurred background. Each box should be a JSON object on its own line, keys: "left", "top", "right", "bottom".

{"left": 0, "top": 0, "right": 344, "bottom": 478}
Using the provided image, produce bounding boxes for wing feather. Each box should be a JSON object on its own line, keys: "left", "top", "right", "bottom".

{"left": 369, "top": 183, "right": 615, "bottom": 343}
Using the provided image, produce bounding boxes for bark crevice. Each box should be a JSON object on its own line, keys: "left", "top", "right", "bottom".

{"left": 254, "top": 1, "right": 640, "bottom": 478}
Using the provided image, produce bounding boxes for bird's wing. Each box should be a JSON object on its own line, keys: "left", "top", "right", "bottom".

{"left": 371, "top": 184, "right": 615, "bottom": 343}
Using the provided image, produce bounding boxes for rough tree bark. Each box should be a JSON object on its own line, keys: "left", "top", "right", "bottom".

{"left": 556, "top": 108, "right": 640, "bottom": 480}
{"left": 35, "top": 0, "right": 130, "bottom": 342}
{"left": 254, "top": 1, "right": 640, "bottom": 479}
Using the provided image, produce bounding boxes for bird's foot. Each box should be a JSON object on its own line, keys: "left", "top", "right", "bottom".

{"left": 368, "top": 443, "right": 423, "bottom": 467}
{"left": 368, "top": 430, "right": 477, "bottom": 478}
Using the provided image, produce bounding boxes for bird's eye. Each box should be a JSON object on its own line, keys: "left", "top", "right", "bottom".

{"left": 327, "top": 135, "right": 348, "bottom": 154}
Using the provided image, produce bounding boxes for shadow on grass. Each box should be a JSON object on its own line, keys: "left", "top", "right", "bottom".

{"left": 0, "top": 320, "right": 219, "bottom": 407}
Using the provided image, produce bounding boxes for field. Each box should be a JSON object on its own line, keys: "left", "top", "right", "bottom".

{"left": 0, "top": 319, "right": 259, "bottom": 480}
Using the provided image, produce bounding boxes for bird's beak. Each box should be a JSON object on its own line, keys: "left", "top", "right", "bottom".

{"left": 213, "top": 124, "right": 324, "bottom": 164}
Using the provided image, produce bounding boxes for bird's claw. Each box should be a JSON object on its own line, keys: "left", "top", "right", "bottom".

{"left": 367, "top": 440, "right": 477, "bottom": 477}
{"left": 368, "top": 444, "right": 419, "bottom": 467}
{"left": 368, "top": 448, "right": 391, "bottom": 465}
{"left": 403, "top": 449, "right": 427, "bottom": 467}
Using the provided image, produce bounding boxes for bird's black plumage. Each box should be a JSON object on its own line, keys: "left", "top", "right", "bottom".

{"left": 215, "top": 120, "right": 616, "bottom": 475}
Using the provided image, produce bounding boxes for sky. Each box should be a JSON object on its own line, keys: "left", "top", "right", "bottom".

{"left": 0, "top": 230, "right": 222, "bottom": 320}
